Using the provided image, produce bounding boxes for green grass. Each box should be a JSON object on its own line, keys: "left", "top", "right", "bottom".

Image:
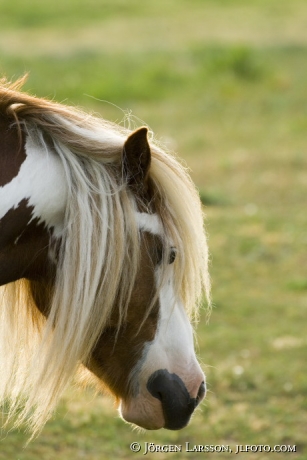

{"left": 0, "top": 0, "right": 306, "bottom": 458}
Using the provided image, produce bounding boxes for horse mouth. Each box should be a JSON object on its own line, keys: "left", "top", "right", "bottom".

{"left": 119, "top": 398, "right": 165, "bottom": 430}
{"left": 119, "top": 399, "right": 193, "bottom": 431}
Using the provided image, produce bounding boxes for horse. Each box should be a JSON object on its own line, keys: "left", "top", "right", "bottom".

{"left": 0, "top": 76, "right": 210, "bottom": 437}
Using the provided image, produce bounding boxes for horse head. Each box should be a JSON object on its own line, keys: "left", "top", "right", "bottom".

{"left": 87, "top": 127, "right": 206, "bottom": 430}
{"left": 0, "top": 79, "right": 210, "bottom": 436}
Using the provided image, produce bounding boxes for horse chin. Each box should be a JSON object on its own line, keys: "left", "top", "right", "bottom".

{"left": 119, "top": 396, "right": 165, "bottom": 430}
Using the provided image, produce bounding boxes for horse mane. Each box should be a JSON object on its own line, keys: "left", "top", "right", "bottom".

{"left": 0, "top": 76, "right": 210, "bottom": 436}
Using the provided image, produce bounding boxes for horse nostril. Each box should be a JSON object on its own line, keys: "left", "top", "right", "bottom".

{"left": 156, "top": 391, "right": 163, "bottom": 401}
{"left": 147, "top": 369, "right": 203, "bottom": 430}
{"left": 196, "top": 381, "right": 206, "bottom": 406}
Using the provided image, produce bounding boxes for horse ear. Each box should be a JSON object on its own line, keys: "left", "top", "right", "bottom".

{"left": 123, "top": 127, "right": 151, "bottom": 193}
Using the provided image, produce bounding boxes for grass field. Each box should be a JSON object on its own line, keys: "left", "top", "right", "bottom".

{"left": 0, "top": 1, "right": 306, "bottom": 458}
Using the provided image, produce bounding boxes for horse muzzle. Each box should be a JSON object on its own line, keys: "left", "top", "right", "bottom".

{"left": 120, "top": 369, "right": 206, "bottom": 430}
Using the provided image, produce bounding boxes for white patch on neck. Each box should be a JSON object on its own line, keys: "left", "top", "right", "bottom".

{"left": 0, "top": 133, "right": 68, "bottom": 237}
{"left": 135, "top": 212, "right": 163, "bottom": 235}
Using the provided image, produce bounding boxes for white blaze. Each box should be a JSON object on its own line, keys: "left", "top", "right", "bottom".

{"left": 135, "top": 212, "right": 163, "bottom": 235}
{"left": 129, "top": 212, "right": 204, "bottom": 397}
{"left": 120, "top": 212, "right": 204, "bottom": 428}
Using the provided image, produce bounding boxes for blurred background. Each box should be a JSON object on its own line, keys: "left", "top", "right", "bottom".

{"left": 0, "top": 0, "right": 306, "bottom": 458}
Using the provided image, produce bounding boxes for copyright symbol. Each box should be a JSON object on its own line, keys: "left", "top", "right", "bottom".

{"left": 130, "top": 442, "right": 141, "bottom": 453}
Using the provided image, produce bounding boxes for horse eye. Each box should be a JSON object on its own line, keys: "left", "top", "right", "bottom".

{"left": 169, "top": 247, "right": 176, "bottom": 264}
{"left": 155, "top": 246, "right": 176, "bottom": 265}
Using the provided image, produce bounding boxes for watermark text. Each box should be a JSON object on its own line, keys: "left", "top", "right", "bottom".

{"left": 129, "top": 442, "right": 297, "bottom": 455}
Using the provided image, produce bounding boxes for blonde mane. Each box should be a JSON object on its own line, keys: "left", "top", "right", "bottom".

{"left": 0, "top": 76, "right": 210, "bottom": 437}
